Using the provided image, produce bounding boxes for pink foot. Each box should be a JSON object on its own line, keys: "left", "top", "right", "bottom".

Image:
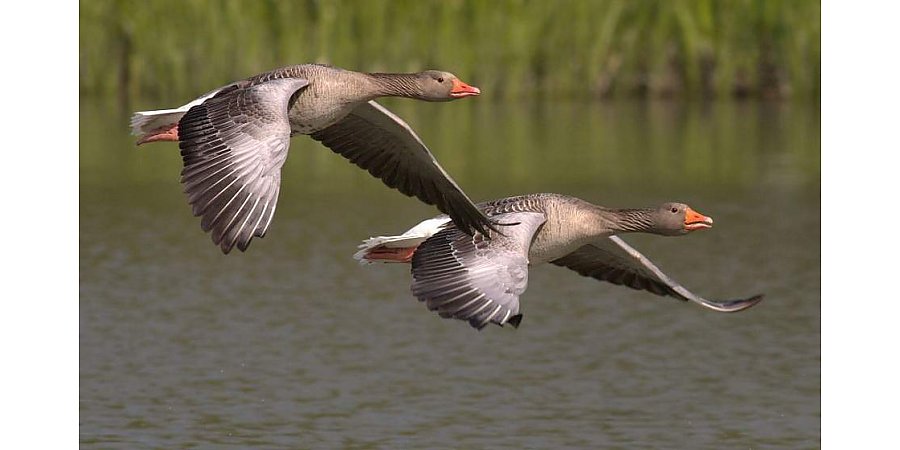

{"left": 136, "top": 123, "right": 179, "bottom": 145}
{"left": 365, "top": 246, "right": 417, "bottom": 263}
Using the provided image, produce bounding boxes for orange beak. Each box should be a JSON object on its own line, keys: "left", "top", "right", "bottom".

{"left": 684, "top": 207, "right": 714, "bottom": 231}
{"left": 450, "top": 78, "right": 481, "bottom": 98}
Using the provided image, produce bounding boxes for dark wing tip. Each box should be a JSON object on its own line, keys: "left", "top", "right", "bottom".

{"left": 450, "top": 209, "right": 496, "bottom": 237}
{"left": 216, "top": 240, "right": 243, "bottom": 255}
{"left": 507, "top": 314, "right": 523, "bottom": 328}
{"left": 707, "top": 294, "right": 765, "bottom": 313}
{"left": 457, "top": 216, "right": 519, "bottom": 239}
{"left": 236, "top": 238, "right": 253, "bottom": 253}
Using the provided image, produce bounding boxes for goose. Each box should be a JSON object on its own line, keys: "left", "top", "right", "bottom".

{"left": 130, "top": 63, "right": 492, "bottom": 253}
{"left": 354, "top": 193, "right": 763, "bottom": 330}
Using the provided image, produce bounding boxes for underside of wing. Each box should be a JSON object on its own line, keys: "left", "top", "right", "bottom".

{"left": 310, "top": 100, "right": 495, "bottom": 236}
{"left": 410, "top": 212, "right": 546, "bottom": 329}
{"left": 551, "top": 236, "right": 763, "bottom": 312}
{"left": 177, "top": 77, "right": 309, "bottom": 253}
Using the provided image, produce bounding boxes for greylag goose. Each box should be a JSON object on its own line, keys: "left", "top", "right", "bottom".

{"left": 130, "top": 63, "right": 491, "bottom": 253}
{"left": 354, "top": 193, "right": 763, "bottom": 330}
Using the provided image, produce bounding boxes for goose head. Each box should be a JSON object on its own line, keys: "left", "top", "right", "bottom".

{"left": 652, "top": 202, "right": 714, "bottom": 236}
{"left": 417, "top": 70, "right": 481, "bottom": 101}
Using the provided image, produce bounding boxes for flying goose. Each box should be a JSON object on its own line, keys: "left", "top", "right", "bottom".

{"left": 355, "top": 193, "right": 763, "bottom": 330}
{"left": 131, "top": 63, "right": 492, "bottom": 253}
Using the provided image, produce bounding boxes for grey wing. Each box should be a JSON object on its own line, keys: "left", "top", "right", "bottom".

{"left": 177, "top": 77, "right": 310, "bottom": 254}
{"left": 410, "top": 212, "right": 547, "bottom": 330}
{"left": 550, "top": 236, "right": 763, "bottom": 312}
{"left": 310, "top": 100, "right": 495, "bottom": 237}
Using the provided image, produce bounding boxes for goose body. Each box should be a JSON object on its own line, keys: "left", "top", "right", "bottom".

{"left": 131, "top": 64, "right": 489, "bottom": 253}
{"left": 355, "top": 193, "right": 763, "bottom": 330}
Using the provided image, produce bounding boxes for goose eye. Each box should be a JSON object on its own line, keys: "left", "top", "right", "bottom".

{"left": 437, "top": 77, "right": 444, "bottom": 83}
{"left": 670, "top": 207, "right": 678, "bottom": 213}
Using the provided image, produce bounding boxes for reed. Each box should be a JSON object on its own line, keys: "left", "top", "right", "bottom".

{"left": 80, "top": 0, "right": 820, "bottom": 103}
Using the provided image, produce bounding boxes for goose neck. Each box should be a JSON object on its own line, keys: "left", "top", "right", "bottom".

{"left": 602, "top": 208, "right": 657, "bottom": 234}
{"left": 367, "top": 73, "right": 425, "bottom": 99}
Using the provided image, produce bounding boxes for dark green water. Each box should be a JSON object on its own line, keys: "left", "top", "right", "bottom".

{"left": 80, "top": 97, "right": 820, "bottom": 448}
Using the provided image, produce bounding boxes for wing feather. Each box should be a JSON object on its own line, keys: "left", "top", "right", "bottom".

{"left": 311, "top": 100, "right": 495, "bottom": 236}
{"left": 410, "top": 212, "right": 547, "bottom": 329}
{"left": 550, "top": 236, "right": 763, "bottom": 312}
{"left": 177, "top": 77, "right": 308, "bottom": 253}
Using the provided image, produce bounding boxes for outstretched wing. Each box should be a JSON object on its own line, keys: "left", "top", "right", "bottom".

{"left": 410, "top": 212, "right": 547, "bottom": 330}
{"left": 177, "top": 77, "right": 310, "bottom": 253}
{"left": 551, "top": 236, "right": 763, "bottom": 312}
{"left": 310, "top": 100, "right": 495, "bottom": 236}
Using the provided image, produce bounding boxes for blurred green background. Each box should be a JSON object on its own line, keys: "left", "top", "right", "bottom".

{"left": 80, "top": 0, "right": 819, "bottom": 105}
{"left": 80, "top": 2, "right": 820, "bottom": 447}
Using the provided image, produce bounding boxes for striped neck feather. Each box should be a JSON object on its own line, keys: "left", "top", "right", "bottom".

{"left": 367, "top": 73, "right": 425, "bottom": 98}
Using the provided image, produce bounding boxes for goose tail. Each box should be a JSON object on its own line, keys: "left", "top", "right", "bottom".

{"left": 354, "top": 216, "right": 452, "bottom": 265}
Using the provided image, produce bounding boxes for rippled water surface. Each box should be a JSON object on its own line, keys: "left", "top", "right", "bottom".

{"left": 80, "top": 98, "right": 820, "bottom": 448}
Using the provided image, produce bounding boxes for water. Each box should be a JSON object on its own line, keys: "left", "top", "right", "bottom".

{"left": 80, "top": 98, "right": 820, "bottom": 448}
